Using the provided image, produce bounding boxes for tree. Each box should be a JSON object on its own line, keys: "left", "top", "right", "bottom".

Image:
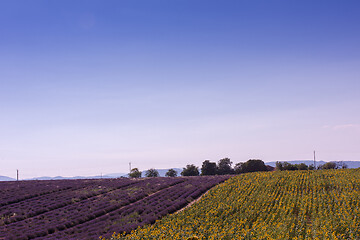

{"left": 145, "top": 168, "right": 160, "bottom": 177}
{"left": 282, "top": 162, "right": 298, "bottom": 171}
{"left": 238, "top": 159, "right": 268, "bottom": 173}
{"left": 319, "top": 162, "right": 337, "bottom": 170}
{"left": 181, "top": 164, "right": 199, "bottom": 176}
{"left": 217, "top": 158, "right": 233, "bottom": 175}
{"left": 275, "top": 161, "right": 283, "bottom": 171}
{"left": 129, "top": 168, "right": 142, "bottom": 178}
{"left": 234, "top": 162, "right": 244, "bottom": 174}
{"left": 296, "top": 163, "right": 308, "bottom": 170}
{"left": 277, "top": 162, "right": 310, "bottom": 171}
{"left": 165, "top": 169, "right": 177, "bottom": 177}
{"left": 201, "top": 160, "right": 217, "bottom": 176}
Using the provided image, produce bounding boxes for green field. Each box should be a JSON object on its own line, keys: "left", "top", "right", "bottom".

{"left": 106, "top": 169, "right": 360, "bottom": 240}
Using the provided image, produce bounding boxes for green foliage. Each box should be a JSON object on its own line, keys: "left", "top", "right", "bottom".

{"left": 181, "top": 164, "right": 199, "bottom": 176}
{"left": 201, "top": 160, "right": 217, "bottom": 176}
{"left": 234, "top": 162, "right": 244, "bottom": 174}
{"left": 165, "top": 169, "right": 177, "bottom": 177}
{"left": 234, "top": 159, "right": 267, "bottom": 173}
{"left": 129, "top": 168, "right": 142, "bottom": 178}
{"left": 318, "top": 161, "right": 348, "bottom": 170}
{"left": 277, "top": 161, "right": 348, "bottom": 171}
{"left": 320, "top": 162, "right": 336, "bottom": 170}
{"left": 297, "top": 163, "right": 308, "bottom": 170}
{"left": 145, "top": 168, "right": 159, "bottom": 177}
{"left": 275, "top": 161, "right": 283, "bottom": 171}
{"left": 282, "top": 162, "right": 298, "bottom": 171}
{"left": 276, "top": 162, "right": 310, "bottom": 171}
{"left": 217, "top": 158, "right": 233, "bottom": 175}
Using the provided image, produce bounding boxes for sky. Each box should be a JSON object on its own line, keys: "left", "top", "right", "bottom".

{"left": 0, "top": 0, "right": 359, "bottom": 179}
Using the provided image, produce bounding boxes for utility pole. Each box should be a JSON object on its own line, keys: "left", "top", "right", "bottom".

{"left": 129, "top": 162, "right": 131, "bottom": 173}
{"left": 313, "top": 151, "right": 316, "bottom": 169}
{"left": 16, "top": 169, "right": 19, "bottom": 181}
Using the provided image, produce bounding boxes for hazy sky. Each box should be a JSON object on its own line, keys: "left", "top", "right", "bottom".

{"left": 1, "top": 0, "right": 359, "bottom": 178}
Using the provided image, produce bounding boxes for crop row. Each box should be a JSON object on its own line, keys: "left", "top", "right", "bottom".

{"left": 0, "top": 177, "right": 185, "bottom": 240}
{"left": 0, "top": 176, "right": 230, "bottom": 239}
{"left": 41, "top": 176, "right": 230, "bottom": 239}
{"left": 0, "top": 179, "right": 99, "bottom": 207}
{"left": 0, "top": 178, "right": 137, "bottom": 225}
{"left": 108, "top": 169, "right": 360, "bottom": 240}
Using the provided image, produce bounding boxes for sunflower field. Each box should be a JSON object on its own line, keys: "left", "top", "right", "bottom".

{"left": 106, "top": 169, "right": 360, "bottom": 240}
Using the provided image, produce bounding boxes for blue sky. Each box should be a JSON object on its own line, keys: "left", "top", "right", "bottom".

{"left": 1, "top": 0, "right": 359, "bottom": 178}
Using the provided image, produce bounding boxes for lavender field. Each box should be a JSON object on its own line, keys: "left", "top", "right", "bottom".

{"left": 0, "top": 176, "right": 230, "bottom": 239}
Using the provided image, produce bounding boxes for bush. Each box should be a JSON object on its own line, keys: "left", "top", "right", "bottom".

{"left": 319, "top": 162, "right": 337, "bottom": 170}
{"left": 181, "top": 165, "right": 199, "bottom": 176}
{"left": 234, "top": 159, "right": 267, "bottom": 173}
{"left": 145, "top": 169, "right": 159, "bottom": 177}
{"left": 165, "top": 169, "right": 177, "bottom": 177}
{"left": 129, "top": 168, "right": 142, "bottom": 178}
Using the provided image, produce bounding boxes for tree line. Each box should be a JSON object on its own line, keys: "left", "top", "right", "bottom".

{"left": 128, "top": 158, "right": 271, "bottom": 178}
{"left": 129, "top": 159, "right": 349, "bottom": 178}
{"left": 275, "top": 161, "right": 348, "bottom": 171}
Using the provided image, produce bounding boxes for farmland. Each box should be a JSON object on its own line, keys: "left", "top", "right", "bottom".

{"left": 0, "top": 175, "right": 230, "bottom": 239}
{"left": 109, "top": 169, "right": 360, "bottom": 240}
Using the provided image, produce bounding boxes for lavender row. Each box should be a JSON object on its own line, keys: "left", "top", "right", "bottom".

{"left": 0, "top": 177, "right": 185, "bottom": 240}
{"left": 42, "top": 176, "right": 231, "bottom": 240}
{"left": 0, "top": 179, "right": 97, "bottom": 207}
{"left": 0, "top": 178, "right": 136, "bottom": 225}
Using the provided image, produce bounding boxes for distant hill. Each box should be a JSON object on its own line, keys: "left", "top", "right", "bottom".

{"left": 0, "top": 175, "right": 16, "bottom": 181}
{"left": 266, "top": 160, "right": 360, "bottom": 169}
{"left": 153, "top": 168, "right": 183, "bottom": 177}
{"left": 100, "top": 168, "right": 183, "bottom": 178}
{"left": 26, "top": 173, "right": 128, "bottom": 181}
{"left": 0, "top": 168, "right": 184, "bottom": 181}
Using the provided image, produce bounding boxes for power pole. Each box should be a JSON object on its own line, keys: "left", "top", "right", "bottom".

{"left": 313, "top": 151, "right": 316, "bottom": 169}
{"left": 16, "top": 169, "right": 19, "bottom": 181}
{"left": 129, "top": 162, "right": 131, "bottom": 173}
